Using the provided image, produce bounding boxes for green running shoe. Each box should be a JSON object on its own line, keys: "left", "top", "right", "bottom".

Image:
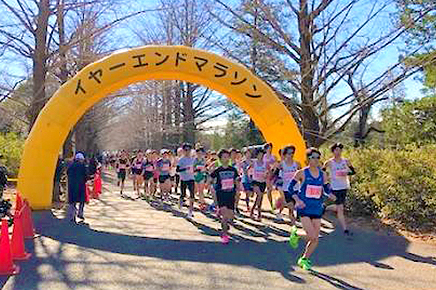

{"left": 289, "top": 225, "right": 300, "bottom": 249}
{"left": 297, "top": 257, "right": 312, "bottom": 270}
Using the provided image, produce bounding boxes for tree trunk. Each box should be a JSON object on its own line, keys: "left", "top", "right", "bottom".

{"left": 183, "top": 82, "right": 195, "bottom": 144}
{"left": 27, "top": 0, "right": 50, "bottom": 131}
{"left": 298, "top": 1, "right": 320, "bottom": 147}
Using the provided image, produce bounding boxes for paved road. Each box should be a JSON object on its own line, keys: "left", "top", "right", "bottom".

{"left": 1, "top": 171, "right": 435, "bottom": 290}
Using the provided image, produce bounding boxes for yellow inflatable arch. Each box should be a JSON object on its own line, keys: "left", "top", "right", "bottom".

{"left": 17, "top": 46, "right": 306, "bottom": 209}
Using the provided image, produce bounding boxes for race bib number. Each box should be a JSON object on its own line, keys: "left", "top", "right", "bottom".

{"left": 146, "top": 165, "right": 154, "bottom": 171}
{"left": 196, "top": 165, "right": 205, "bottom": 171}
{"left": 187, "top": 166, "right": 194, "bottom": 174}
{"left": 221, "top": 178, "right": 234, "bottom": 190}
{"left": 162, "top": 164, "right": 170, "bottom": 171}
{"left": 306, "top": 185, "right": 322, "bottom": 199}
{"left": 335, "top": 170, "right": 348, "bottom": 177}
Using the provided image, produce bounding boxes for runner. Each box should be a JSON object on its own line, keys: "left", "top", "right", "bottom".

{"left": 116, "top": 151, "right": 130, "bottom": 196}
{"left": 323, "top": 143, "right": 356, "bottom": 236}
{"left": 263, "top": 143, "right": 277, "bottom": 212}
{"left": 151, "top": 150, "right": 160, "bottom": 198}
{"left": 240, "top": 148, "right": 253, "bottom": 212}
{"left": 232, "top": 149, "right": 244, "bottom": 215}
{"left": 276, "top": 145, "right": 301, "bottom": 224}
{"left": 175, "top": 147, "right": 183, "bottom": 195}
{"left": 288, "top": 147, "right": 336, "bottom": 270}
{"left": 132, "top": 151, "right": 145, "bottom": 198}
{"left": 194, "top": 147, "right": 208, "bottom": 211}
{"left": 142, "top": 150, "right": 155, "bottom": 200}
{"left": 157, "top": 149, "right": 172, "bottom": 203}
{"left": 177, "top": 143, "right": 196, "bottom": 218}
{"left": 209, "top": 149, "right": 241, "bottom": 244}
{"left": 168, "top": 150, "right": 177, "bottom": 195}
{"left": 250, "top": 147, "right": 269, "bottom": 221}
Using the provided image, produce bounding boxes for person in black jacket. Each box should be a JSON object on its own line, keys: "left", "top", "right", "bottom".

{"left": 66, "top": 152, "right": 89, "bottom": 223}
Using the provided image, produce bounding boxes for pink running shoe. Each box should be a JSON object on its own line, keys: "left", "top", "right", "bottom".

{"left": 221, "top": 235, "right": 230, "bottom": 244}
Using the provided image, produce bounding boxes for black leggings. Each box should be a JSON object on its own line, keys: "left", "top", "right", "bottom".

{"left": 180, "top": 180, "right": 195, "bottom": 200}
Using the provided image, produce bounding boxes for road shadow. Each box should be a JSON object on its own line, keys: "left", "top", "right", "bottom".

{"left": 31, "top": 210, "right": 305, "bottom": 284}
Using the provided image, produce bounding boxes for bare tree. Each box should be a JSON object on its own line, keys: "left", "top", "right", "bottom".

{"left": 211, "top": 0, "right": 434, "bottom": 146}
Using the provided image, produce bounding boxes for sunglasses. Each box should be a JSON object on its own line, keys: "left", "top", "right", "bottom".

{"left": 308, "top": 153, "right": 321, "bottom": 159}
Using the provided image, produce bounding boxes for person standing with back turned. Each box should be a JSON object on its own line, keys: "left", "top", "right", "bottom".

{"left": 67, "top": 152, "right": 89, "bottom": 224}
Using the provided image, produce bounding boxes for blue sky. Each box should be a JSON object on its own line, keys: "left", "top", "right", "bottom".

{"left": 0, "top": 0, "right": 428, "bottom": 128}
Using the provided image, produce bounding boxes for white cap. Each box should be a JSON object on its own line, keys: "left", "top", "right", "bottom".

{"left": 75, "top": 153, "right": 85, "bottom": 160}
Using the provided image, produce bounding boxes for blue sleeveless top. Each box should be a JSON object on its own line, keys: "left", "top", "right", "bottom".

{"left": 297, "top": 167, "right": 325, "bottom": 217}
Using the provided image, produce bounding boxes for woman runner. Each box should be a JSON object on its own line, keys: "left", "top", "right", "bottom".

{"left": 209, "top": 149, "right": 241, "bottom": 244}
{"left": 250, "top": 148, "right": 270, "bottom": 221}
{"left": 132, "top": 151, "right": 145, "bottom": 198}
{"left": 288, "top": 147, "right": 336, "bottom": 270}
{"left": 276, "top": 145, "right": 301, "bottom": 224}
{"left": 142, "top": 150, "right": 155, "bottom": 200}
{"left": 157, "top": 150, "right": 172, "bottom": 203}
{"left": 323, "top": 143, "right": 356, "bottom": 236}
{"left": 116, "top": 151, "right": 130, "bottom": 196}
{"left": 194, "top": 147, "right": 208, "bottom": 210}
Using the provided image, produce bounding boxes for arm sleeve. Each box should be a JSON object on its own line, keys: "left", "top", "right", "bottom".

{"left": 287, "top": 179, "right": 298, "bottom": 194}
{"left": 176, "top": 165, "right": 187, "bottom": 172}
{"left": 347, "top": 166, "right": 356, "bottom": 175}
{"left": 323, "top": 183, "right": 331, "bottom": 196}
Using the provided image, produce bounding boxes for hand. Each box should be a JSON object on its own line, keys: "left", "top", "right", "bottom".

{"left": 328, "top": 193, "right": 337, "bottom": 201}
{"left": 295, "top": 199, "right": 305, "bottom": 209}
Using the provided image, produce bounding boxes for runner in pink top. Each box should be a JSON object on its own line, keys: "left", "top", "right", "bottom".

{"left": 263, "top": 143, "right": 277, "bottom": 211}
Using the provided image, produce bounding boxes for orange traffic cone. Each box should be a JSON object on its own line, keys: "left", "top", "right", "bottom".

{"left": 22, "top": 200, "right": 35, "bottom": 239}
{"left": 0, "top": 219, "right": 20, "bottom": 275}
{"left": 14, "top": 192, "right": 23, "bottom": 216}
{"left": 11, "top": 210, "right": 32, "bottom": 260}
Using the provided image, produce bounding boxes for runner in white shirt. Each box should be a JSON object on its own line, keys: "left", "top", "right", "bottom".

{"left": 323, "top": 143, "right": 356, "bottom": 236}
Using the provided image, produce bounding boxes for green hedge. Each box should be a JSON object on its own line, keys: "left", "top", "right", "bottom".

{"left": 0, "top": 132, "right": 25, "bottom": 178}
{"left": 345, "top": 145, "right": 436, "bottom": 230}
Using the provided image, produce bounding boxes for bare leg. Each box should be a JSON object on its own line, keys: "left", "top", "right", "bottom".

{"left": 300, "top": 217, "right": 321, "bottom": 259}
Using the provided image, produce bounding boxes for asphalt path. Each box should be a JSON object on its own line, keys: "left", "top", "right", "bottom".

{"left": 1, "top": 171, "right": 435, "bottom": 290}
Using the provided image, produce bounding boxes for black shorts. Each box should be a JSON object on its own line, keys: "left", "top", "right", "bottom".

{"left": 159, "top": 175, "right": 171, "bottom": 184}
{"left": 298, "top": 212, "right": 323, "bottom": 219}
{"left": 297, "top": 207, "right": 325, "bottom": 219}
{"left": 143, "top": 171, "right": 154, "bottom": 181}
{"left": 284, "top": 191, "right": 295, "bottom": 205}
{"left": 216, "top": 191, "right": 236, "bottom": 210}
{"left": 332, "top": 189, "right": 347, "bottom": 205}
{"left": 251, "top": 181, "right": 267, "bottom": 193}
{"left": 132, "top": 168, "right": 142, "bottom": 175}
{"left": 180, "top": 180, "right": 195, "bottom": 199}
{"left": 118, "top": 169, "right": 126, "bottom": 181}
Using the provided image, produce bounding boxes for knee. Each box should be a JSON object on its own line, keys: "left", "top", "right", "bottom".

{"left": 307, "top": 234, "right": 319, "bottom": 242}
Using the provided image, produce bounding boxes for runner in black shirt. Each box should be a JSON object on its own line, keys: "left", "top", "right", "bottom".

{"left": 209, "top": 149, "right": 240, "bottom": 244}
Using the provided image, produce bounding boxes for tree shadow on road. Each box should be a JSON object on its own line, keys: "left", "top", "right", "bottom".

{"left": 31, "top": 210, "right": 306, "bottom": 285}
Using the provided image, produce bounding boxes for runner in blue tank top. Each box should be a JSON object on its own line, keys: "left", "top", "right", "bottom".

{"left": 287, "top": 147, "right": 336, "bottom": 270}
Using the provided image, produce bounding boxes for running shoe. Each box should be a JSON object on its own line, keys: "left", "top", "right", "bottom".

{"left": 178, "top": 200, "right": 183, "bottom": 209}
{"left": 221, "top": 235, "right": 230, "bottom": 244}
{"left": 297, "top": 257, "right": 312, "bottom": 270}
{"left": 289, "top": 225, "right": 300, "bottom": 249}
{"left": 187, "top": 211, "right": 193, "bottom": 219}
{"left": 276, "top": 213, "right": 284, "bottom": 221}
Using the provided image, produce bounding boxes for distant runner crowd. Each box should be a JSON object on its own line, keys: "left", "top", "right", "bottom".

{"left": 99, "top": 142, "right": 355, "bottom": 270}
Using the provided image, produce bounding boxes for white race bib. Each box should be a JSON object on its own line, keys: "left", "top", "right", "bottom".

{"left": 221, "top": 179, "right": 234, "bottom": 190}
{"left": 306, "top": 185, "right": 322, "bottom": 199}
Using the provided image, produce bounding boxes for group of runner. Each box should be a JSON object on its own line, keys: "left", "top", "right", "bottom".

{"left": 104, "top": 142, "right": 355, "bottom": 270}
